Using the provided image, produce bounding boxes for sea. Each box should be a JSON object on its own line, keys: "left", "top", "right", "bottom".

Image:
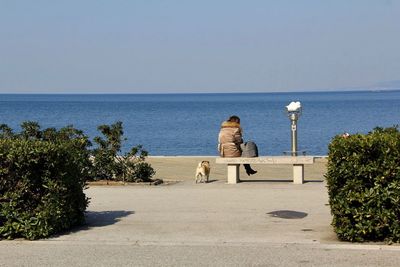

{"left": 1, "top": 90, "right": 400, "bottom": 156}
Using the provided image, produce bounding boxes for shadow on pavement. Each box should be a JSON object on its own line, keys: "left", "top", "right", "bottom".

{"left": 51, "top": 210, "right": 134, "bottom": 238}
{"left": 84, "top": 210, "right": 134, "bottom": 227}
{"left": 240, "top": 179, "right": 323, "bottom": 183}
{"left": 267, "top": 210, "right": 308, "bottom": 219}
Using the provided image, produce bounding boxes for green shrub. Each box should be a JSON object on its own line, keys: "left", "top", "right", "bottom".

{"left": 90, "top": 122, "right": 155, "bottom": 182}
{"left": 0, "top": 120, "right": 156, "bottom": 240}
{"left": 326, "top": 126, "right": 400, "bottom": 242}
{"left": 122, "top": 145, "right": 156, "bottom": 182}
{"left": 0, "top": 124, "right": 91, "bottom": 240}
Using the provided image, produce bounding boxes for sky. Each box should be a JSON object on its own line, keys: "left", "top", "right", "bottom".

{"left": 0, "top": 0, "right": 399, "bottom": 93}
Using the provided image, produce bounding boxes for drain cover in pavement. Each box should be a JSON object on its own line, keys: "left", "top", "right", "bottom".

{"left": 267, "top": 210, "right": 308, "bottom": 219}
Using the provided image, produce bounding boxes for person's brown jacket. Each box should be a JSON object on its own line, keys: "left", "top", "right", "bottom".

{"left": 218, "top": 121, "right": 243, "bottom": 157}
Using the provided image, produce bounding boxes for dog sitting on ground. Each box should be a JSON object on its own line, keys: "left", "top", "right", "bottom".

{"left": 195, "top": 161, "right": 210, "bottom": 183}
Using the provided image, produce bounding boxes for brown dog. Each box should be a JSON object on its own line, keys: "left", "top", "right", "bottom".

{"left": 195, "top": 161, "right": 210, "bottom": 183}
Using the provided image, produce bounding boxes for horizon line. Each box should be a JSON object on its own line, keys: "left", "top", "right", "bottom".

{"left": 1, "top": 88, "right": 399, "bottom": 95}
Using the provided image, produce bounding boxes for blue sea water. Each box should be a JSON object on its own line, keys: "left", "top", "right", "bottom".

{"left": 1, "top": 91, "right": 400, "bottom": 156}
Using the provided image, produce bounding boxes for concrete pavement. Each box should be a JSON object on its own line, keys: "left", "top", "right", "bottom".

{"left": 2, "top": 158, "right": 400, "bottom": 266}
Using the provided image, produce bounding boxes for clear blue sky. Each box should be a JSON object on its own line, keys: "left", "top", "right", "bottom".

{"left": 1, "top": 0, "right": 399, "bottom": 93}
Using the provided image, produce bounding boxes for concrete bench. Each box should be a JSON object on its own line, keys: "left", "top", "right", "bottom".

{"left": 216, "top": 156, "right": 315, "bottom": 184}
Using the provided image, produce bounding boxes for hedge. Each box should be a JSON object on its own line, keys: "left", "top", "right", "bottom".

{"left": 326, "top": 127, "right": 400, "bottom": 242}
{"left": 0, "top": 138, "right": 90, "bottom": 240}
{"left": 0, "top": 121, "right": 156, "bottom": 240}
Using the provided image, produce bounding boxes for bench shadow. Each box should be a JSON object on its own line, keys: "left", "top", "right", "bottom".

{"left": 240, "top": 179, "right": 323, "bottom": 183}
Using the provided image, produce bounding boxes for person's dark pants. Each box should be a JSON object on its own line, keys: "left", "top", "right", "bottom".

{"left": 243, "top": 164, "right": 256, "bottom": 174}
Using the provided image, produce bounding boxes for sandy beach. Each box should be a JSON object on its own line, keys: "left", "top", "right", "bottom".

{"left": 147, "top": 156, "right": 328, "bottom": 182}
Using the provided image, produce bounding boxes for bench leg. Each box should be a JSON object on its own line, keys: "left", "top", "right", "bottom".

{"left": 227, "top": 164, "right": 240, "bottom": 184}
{"left": 293, "top": 164, "right": 304, "bottom": 184}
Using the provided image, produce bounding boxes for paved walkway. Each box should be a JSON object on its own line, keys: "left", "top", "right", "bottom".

{"left": 2, "top": 159, "right": 400, "bottom": 266}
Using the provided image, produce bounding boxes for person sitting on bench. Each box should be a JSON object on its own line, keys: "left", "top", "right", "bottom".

{"left": 218, "top": 115, "right": 257, "bottom": 176}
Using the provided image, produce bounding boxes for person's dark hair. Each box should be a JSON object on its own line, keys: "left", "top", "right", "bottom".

{"left": 228, "top": 115, "right": 240, "bottom": 123}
